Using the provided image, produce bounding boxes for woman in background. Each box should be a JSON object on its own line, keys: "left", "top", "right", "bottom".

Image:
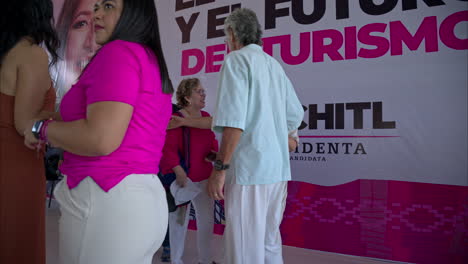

{"left": 160, "top": 78, "right": 219, "bottom": 264}
{"left": 0, "top": 0, "right": 59, "bottom": 263}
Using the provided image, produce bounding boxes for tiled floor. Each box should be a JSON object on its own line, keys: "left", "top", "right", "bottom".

{"left": 46, "top": 206, "right": 407, "bottom": 264}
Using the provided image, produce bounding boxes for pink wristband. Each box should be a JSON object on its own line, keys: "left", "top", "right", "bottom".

{"left": 39, "top": 120, "right": 53, "bottom": 142}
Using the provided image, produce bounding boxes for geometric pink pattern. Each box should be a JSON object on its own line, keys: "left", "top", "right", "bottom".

{"left": 280, "top": 180, "right": 468, "bottom": 264}
{"left": 386, "top": 203, "right": 464, "bottom": 234}
{"left": 284, "top": 198, "right": 466, "bottom": 234}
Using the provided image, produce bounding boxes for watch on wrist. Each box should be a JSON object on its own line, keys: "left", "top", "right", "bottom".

{"left": 214, "top": 160, "right": 230, "bottom": 171}
{"left": 32, "top": 120, "right": 45, "bottom": 139}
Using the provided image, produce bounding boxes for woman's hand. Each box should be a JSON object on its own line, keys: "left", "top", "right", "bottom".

{"left": 23, "top": 121, "right": 43, "bottom": 151}
{"left": 167, "top": 115, "right": 185, "bottom": 130}
{"left": 175, "top": 170, "right": 188, "bottom": 187}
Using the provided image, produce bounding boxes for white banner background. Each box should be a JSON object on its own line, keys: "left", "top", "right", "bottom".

{"left": 159, "top": 0, "right": 467, "bottom": 186}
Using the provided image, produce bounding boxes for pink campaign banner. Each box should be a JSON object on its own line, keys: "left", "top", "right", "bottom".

{"left": 50, "top": 0, "right": 468, "bottom": 263}
{"left": 282, "top": 180, "right": 467, "bottom": 264}
{"left": 156, "top": 1, "right": 468, "bottom": 263}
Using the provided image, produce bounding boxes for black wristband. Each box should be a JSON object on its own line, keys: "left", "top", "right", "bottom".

{"left": 214, "top": 160, "right": 230, "bottom": 171}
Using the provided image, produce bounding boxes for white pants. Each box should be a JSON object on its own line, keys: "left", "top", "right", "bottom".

{"left": 54, "top": 174, "right": 168, "bottom": 264}
{"left": 169, "top": 180, "right": 215, "bottom": 264}
{"left": 224, "top": 181, "right": 288, "bottom": 264}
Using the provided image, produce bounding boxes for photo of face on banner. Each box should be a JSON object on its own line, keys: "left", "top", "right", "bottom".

{"left": 53, "top": 0, "right": 99, "bottom": 104}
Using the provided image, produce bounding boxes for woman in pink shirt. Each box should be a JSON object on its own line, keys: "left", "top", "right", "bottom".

{"left": 24, "top": 0, "right": 173, "bottom": 263}
{"left": 160, "top": 78, "right": 219, "bottom": 264}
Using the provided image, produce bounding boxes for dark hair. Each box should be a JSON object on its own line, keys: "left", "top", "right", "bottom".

{"left": 176, "top": 78, "right": 200, "bottom": 108}
{"left": 107, "top": 0, "right": 174, "bottom": 94}
{"left": 0, "top": 0, "right": 60, "bottom": 65}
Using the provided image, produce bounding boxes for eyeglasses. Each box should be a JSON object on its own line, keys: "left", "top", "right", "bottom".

{"left": 193, "top": 89, "right": 206, "bottom": 96}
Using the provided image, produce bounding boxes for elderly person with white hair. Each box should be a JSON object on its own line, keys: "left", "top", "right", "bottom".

{"left": 206, "top": 8, "right": 304, "bottom": 264}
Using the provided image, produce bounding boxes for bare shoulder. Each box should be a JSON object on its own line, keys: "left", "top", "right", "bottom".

{"left": 0, "top": 39, "right": 50, "bottom": 95}
{"left": 4, "top": 39, "right": 49, "bottom": 71}
{"left": 14, "top": 40, "right": 49, "bottom": 67}
{"left": 0, "top": 40, "right": 31, "bottom": 95}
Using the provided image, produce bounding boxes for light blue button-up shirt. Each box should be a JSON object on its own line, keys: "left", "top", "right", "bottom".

{"left": 213, "top": 44, "right": 304, "bottom": 185}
